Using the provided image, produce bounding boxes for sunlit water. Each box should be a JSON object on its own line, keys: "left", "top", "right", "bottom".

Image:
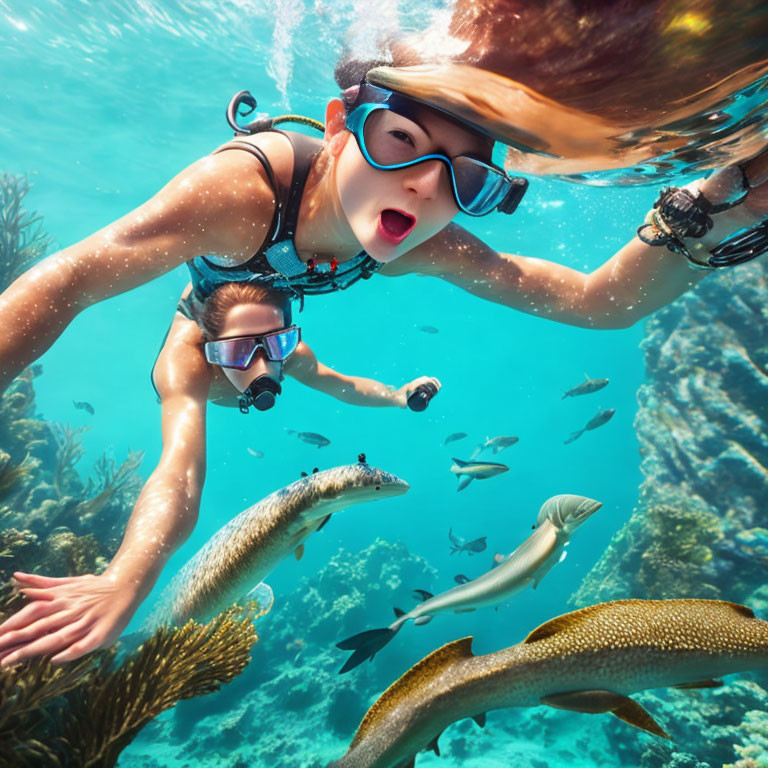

{"left": 0, "top": 1, "right": 731, "bottom": 765}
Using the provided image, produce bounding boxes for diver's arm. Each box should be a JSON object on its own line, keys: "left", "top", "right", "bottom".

{"left": 385, "top": 156, "right": 768, "bottom": 329}
{"left": 286, "top": 342, "right": 439, "bottom": 408}
{"left": 0, "top": 315, "right": 212, "bottom": 665}
{"left": 0, "top": 148, "right": 276, "bottom": 391}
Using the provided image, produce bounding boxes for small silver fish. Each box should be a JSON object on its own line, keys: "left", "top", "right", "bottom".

{"left": 287, "top": 430, "right": 331, "bottom": 448}
{"left": 470, "top": 435, "right": 519, "bottom": 458}
{"left": 247, "top": 448, "right": 265, "bottom": 459}
{"left": 73, "top": 400, "right": 95, "bottom": 415}
{"left": 562, "top": 374, "right": 610, "bottom": 399}
{"left": 419, "top": 325, "right": 439, "bottom": 334}
{"left": 450, "top": 457, "right": 509, "bottom": 491}
{"left": 564, "top": 408, "right": 616, "bottom": 444}
{"left": 443, "top": 432, "right": 468, "bottom": 446}
{"left": 448, "top": 528, "right": 487, "bottom": 555}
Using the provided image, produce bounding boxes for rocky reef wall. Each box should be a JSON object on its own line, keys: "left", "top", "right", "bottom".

{"left": 572, "top": 260, "right": 768, "bottom": 767}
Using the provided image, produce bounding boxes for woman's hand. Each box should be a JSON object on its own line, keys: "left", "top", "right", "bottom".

{"left": 0, "top": 571, "right": 141, "bottom": 666}
{"left": 393, "top": 375, "right": 442, "bottom": 408}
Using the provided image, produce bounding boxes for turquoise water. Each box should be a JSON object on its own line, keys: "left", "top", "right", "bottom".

{"left": 0, "top": 1, "right": 676, "bottom": 765}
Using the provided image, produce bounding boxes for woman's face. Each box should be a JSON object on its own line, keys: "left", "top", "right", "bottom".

{"left": 216, "top": 302, "right": 285, "bottom": 392}
{"left": 334, "top": 104, "right": 492, "bottom": 262}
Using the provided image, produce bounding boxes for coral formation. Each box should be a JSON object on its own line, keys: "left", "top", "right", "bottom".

{"left": 0, "top": 173, "right": 52, "bottom": 293}
{"left": 0, "top": 593, "right": 262, "bottom": 768}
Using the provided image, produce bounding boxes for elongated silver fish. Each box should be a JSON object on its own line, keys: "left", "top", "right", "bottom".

{"left": 469, "top": 435, "right": 519, "bottom": 459}
{"left": 562, "top": 375, "right": 609, "bottom": 399}
{"left": 329, "top": 599, "right": 768, "bottom": 768}
{"left": 336, "top": 494, "right": 600, "bottom": 673}
{"left": 564, "top": 407, "right": 615, "bottom": 444}
{"left": 144, "top": 463, "right": 409, "bottom": 629}
{"left": 450, "top": 457, "right": 508, "bottom": 491}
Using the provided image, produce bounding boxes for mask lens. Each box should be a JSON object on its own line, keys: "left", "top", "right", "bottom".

{"left": 262, "top": 326, "right": 300, "bottom": 361}
{"left": 452, "top": 156, "right": 509, "bottom": 215}
{"left": 204, "top": 337, "right": 257, "bottom": 370}
{"left": 363, "top": 109, "right": 424, "bottom": 167}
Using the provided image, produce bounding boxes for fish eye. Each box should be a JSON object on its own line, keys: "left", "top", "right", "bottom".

{"left": 531, "top": 524, "right": 536, "bottom": 530}
{"left": 375, "top": 485, "right": 381, "bottom": 491}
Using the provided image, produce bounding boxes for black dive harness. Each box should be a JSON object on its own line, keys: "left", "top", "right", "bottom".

{"left": 637, "top": 165, "right": 768, "bottom": 270}
{"left": 187, "top": 91, "right": 382, "bottom": 308}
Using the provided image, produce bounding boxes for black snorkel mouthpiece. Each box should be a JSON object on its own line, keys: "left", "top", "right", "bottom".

{"left": 239, "top": 376, "right": 282, "bottom": 414}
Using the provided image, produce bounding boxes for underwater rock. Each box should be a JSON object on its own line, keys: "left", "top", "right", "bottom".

{"left": 573, "top": 261, "right": 768, "bottom": 608}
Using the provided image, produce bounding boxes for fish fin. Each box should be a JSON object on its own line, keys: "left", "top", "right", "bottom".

{"left": 393, "top": 607, "right": 406, "bottom": 618}
{"left": 526, "top": 600, "right": 756, "bottom": 646}
{"left": 472, "top": 713, "right": 486, "bottom": 728}
{"left": 457, "top": 475, "right": 473, "bottom": 492}
{"left": 451, "top": 457, "right": 471, "bottom": 468}
{"left": 564, "top": 429, "right": 583, "bottom": 445}
{"left": 542, "top": 689, "right": 669, "bottom": 738}
{"left": 316, "top": 514, "right": 332, "bottom": 532}
{"left": 612, "top": 698, "right": 670, "bottom": 739}
{"left": 558, "top": 549, "right": 568, "bottom": 564}
{"left": 673, "top": 679, "right": 723, "bottom": 689}
{"left": 412, "top": 589, "right": 433, "bottom": 602}
{"left": 294, "top": 544, "right": 305, "bottom": 561}
{"left": 561, "top": 392, "right": 570, "bottom": 399}
{"left": 426, "top": 734, "right": 440, "bottom": 756}
{"left": 584, "top": 372, "right": 590, "bottom": 379}
{"left": 336, "top": 626, "right": 401, "bottom": 674}
{"left": 350, "top": 637, "right": 474, "bottom": 748}
{"left": 244, "top": 582, "right": 274, "bottom": 618}
{"left": 413, "top": 616, "right": 432, "bottom": 626}
{"left": 453, "top": 607, "right": 475, "bottom": 614}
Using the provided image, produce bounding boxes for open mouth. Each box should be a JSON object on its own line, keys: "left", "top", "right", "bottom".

{"left": 378, "top": 209, "right": 416, "bottom": 244}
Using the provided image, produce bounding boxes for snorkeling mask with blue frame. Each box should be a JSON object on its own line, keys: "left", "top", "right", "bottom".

{"left": 343, "top": 80, "right": 529, "bottom": 217}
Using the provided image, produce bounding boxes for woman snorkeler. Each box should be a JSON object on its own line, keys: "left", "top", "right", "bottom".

{"left": 0, "top": 57, "right": 767, "bottom": 666}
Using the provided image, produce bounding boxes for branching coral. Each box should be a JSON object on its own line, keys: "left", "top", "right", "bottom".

{"left": 51, "top": 424, "right": 88, "bottom": 500}
{"left": 0, "top": 173, "right": 52, "bottom": 294}
{"left": 0, "top": 451, "right": 37, "bottom": 503}
{"left": 0, "top": 589, "right": 263, "bottom": 768}
{"left": 75, "top": 450, "right": 144, "bottom": 524}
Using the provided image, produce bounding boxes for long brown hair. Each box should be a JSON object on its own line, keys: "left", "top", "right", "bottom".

{"left": 200, "top": 283, "right": 293, "bottom": 340}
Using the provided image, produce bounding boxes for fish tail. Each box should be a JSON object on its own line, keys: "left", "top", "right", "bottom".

{"left": 457, "top": 475, "right": 473, "bottom": 491}
{"left": 564, "top": 429, "right": 583, "bottom": 445}
{"left": 336, "top": 623, "right": 402, "bottom": 674}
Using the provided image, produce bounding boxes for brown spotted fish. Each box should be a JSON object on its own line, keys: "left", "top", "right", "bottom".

{"left": 144, "top": 462, "right": 408, "bottom": 629}
{"left": 328, "top": 599, "right": 768, "bottom": 768}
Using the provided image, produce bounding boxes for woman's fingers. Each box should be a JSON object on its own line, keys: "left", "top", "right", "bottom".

{"left": 18, "top": 587, "right": 59, "bottom": 601}
{"left": 0, "top": 599, "right": 63, "bottom": 640}
{"left": 0, "top": 608, "right": 74, "bottom": 651}
{"left": 1, "top": 616, "right": 93, "bottom": 667}
{"left": 50, "top": 624, "right": 107, "bottom": 665}
{"left": 12, "top": 572, "right": 75, "bottom": 587}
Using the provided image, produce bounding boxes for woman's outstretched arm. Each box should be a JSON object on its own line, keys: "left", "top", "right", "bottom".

{"left": 0, "top": 313, "right": 212, "bottom": 665}
{"left": 0, "top": 148, "right": 275, "bottom": 390}
{"left": 386, "top": 155, "right": 768, "bottom": 329}
{"left": 286, "top": 342, "right": 441, "bottom": 408}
